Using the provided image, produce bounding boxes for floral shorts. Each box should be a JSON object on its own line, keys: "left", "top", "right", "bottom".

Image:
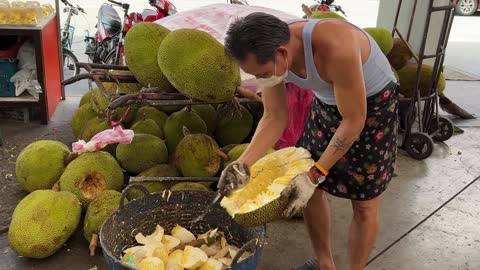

{"left": 296, "top": 82, "right": 399, "bottom": 201}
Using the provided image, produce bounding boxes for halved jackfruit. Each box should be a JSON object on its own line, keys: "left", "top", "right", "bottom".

{"left": 220, "top": 147, "right": 313, "bottom": 227}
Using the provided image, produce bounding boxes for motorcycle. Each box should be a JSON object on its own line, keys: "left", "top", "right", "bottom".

{"left": 84, "top": 0, "right": 177, "bottom": 65}
{"left": 302, "top": 0, "right": 346, "bottom": 18}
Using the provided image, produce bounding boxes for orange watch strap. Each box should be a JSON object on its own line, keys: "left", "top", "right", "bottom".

{"left": 314, "top": 162, "right": 329, "bottom": 176}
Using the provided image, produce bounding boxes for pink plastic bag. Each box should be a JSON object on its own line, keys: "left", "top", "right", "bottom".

{"left": 72, "top": 125, "right": 134, "bottom": 153}
{"left": 274, "top": 83, "right": 314, "bottom": 149}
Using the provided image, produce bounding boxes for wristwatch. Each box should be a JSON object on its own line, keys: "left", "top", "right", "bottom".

{"left": 307, "top": 165, "right": 327, "bottom": 186}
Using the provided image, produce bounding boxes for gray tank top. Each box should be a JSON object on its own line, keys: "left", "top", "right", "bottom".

{"left": 285, "top": 19, "right": 397, "bottom": 105}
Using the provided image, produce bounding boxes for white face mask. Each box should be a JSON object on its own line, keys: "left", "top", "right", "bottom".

{"left": 257, "top": 54, "right": 289, "bottom": 88}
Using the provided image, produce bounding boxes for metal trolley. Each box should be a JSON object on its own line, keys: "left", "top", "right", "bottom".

{"left": 393, "top": 0, "right": 457, "bottom": 160}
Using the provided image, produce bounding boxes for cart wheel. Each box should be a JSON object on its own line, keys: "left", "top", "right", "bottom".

{"left": 429, "top": 116, "right": 454, "bottom": 142}
{"left": 405, "top": 132, "right": 434, "bottom": 160}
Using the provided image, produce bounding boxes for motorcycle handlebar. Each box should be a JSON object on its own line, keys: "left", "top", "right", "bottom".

{"left": 108, "top": 0, "right": 123, "bottom": 6}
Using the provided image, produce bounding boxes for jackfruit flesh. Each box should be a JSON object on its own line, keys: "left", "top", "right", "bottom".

{"left": 220, "top": 147, "right": 314, "bottom": 226}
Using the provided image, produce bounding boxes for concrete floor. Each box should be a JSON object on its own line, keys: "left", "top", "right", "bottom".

{"left": 1, "top": 82, "right": 480, "bottom": 270}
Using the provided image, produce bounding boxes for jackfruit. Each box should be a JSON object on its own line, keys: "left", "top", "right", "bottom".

{"left": 90, "top": 87, "right": 137, "bottom": 123}
{"left": 223, "top": 143, "right": 275, "bottom": 168}
{"left": 166, "top": 249, "right": 184, "bottom": 270}
{"left": 133, "top": 106, "right": 168, "bottom": 129}
{"left": 103, "top": 70, "right": 142, "bottom": 94}
{"left": 387, "top": 38, "right": 413, "bottom": 70}
{"left": 158, "top": 29, "right": 240, "bottom": 103}
{"left": 175, "top": 133, "right": 223, "bottom": 177}
{"left": 171, "top": 225, "right": 196, "bottom": 244}
{"left": 180, "top": 246, "right": 208, "bottom": 269}
{"left": 131, "top": 119, "right": 164, "bottom": 139}
{"left": 138, "top": 257, "right": 165, "bottom": 270}
{"left": 8, "top": 190, "right": 81, "bottom": 258}
{"left": 199, "top": 258, "right": 223, "bottom": 270}
{"left": 83, "top": 190, "right": 122, "bottom": 255}
{"left": 124, "top": 22, "right": 175, "bottom": 92}
{"left": 170, "top": 182, "right": 209, "bottom": 191}
{"left": 15, "top": 140, "right": 70, "bottom": 192}
{"left": 79, "top": 91, "right": 92, "bottom": 107}
{"left": 116, "top": 134, "right": 169, "bottom": 174}
{"left": 363, "top": 27, "right": 394, "bottom": 55}
{"left": 78, "top": 117, "right": 110, "bottom": 141}
{"left": 397, "top": 63, "right": 446, "bottom": 98}
{"left": 191, "top": 105, "right": 217, "bottom": 134}
{"left": 157, "top": 105, "right": 185, "bottom": 114}
{"left": 59, "top": 151, "right": 124, "bottom": 208}
{"left": 164, "top": 109, "right": 207, "bottom": 153}
{"left": 71, "top": 103, "right": 97, "bottom": 138}
{"left": 221, "top": 147, "right": 314, "bottom": 227}
{"left": 215, "top": 105, "right": 253, "bottom": 146}
{"left": 310, "top": 11, "right": 346, "bottom": 20}
{"left": 127, "top": 164, "right": 179, "bottom": 200}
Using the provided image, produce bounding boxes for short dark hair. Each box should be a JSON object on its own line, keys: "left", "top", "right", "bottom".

{"left": 224, "top": 12, "right": 290, "bottom": 64}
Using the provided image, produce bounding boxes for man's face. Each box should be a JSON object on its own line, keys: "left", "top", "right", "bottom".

{"left": 239, "top": 48, "right": 289, "bottom": 79}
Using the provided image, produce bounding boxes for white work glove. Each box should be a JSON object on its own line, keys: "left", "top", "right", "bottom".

{"left": 217, "top": 160, "right": 250, "bottom": 196}
{"left": 281, "top": 172, "right": 324, "bottom": 218}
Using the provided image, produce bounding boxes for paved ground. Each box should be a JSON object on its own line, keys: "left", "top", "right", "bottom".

{"left": 1, "top": 81, "right": 480, "bottom": 270}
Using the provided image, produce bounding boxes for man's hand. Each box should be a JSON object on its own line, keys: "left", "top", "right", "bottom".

{"left": 281, "top": 173, "right": 321, "bottom": 218}
{"left": 217, "top": 160, "right": 250, "bottom": 196}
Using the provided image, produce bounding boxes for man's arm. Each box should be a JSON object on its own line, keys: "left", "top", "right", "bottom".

{"left": 238, "top": 83, "right": 289, "bottom": 167}
{"left": 315, "top": 29, "right": 367, "bottom": 172}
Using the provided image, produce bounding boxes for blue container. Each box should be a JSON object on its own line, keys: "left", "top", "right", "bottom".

{"left": 100, "top": 186, "right": 265, "bottom": 270}
{"left": 0, "top": 58, "right": 17, "bottom": 97}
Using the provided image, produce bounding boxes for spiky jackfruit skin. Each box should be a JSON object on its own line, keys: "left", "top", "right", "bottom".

{"left": 387, "top": 38, "right": 413, "bottom": 70}
{"left": 78, "top": 117, "right": 110, "bottom": 141}
{"left": 79, "top": 91, "right": 92, "bottom": 107}
{"left": 8, "top": 190, "right": 81, "bottom": 258}
{"left": 116, "top": 134, "right": 169, "bottom": 174}
{"left": 83, "top": 190, "right": 122, "bottom": 242}
{"left": 59, "top": 151, "right": 124, "bottom": 209}
{"left": 156, "top": 105, "right": 185, "bottom": 114}
{"left": 310, "top": 11, "right": 346, "bottom": 20}
{"left": 90, "top": 87, "right": 137, "bottom": 123}
{"left": 15, "top": 140, "right": 70, "bottom": 192}
{"left": 71, "top": 103, "right": 97, "bottom": 138}
{"left": 215, "top": 105, "right": 253, "bottom": 146}
{"left": 192, "top": 104, "right": 217, "bottom": 134}
{"left": 133, "top": 107, "right": 168, "bottom": 129}
{"left": 175, "top": 134, "right": 221, "bottom": 177}
{"left": 103, "top": 70, "right": 142, "bottom": 94}
{"left": 158, "top": 29, "right": 241, "bottom": 103}
{"left": 363, "top": 27, "right": 394, "bottom": 55}
{"left": 234, "top": 196, "right": 289, "bottom": 227}
{"left": 131, "top": 119, "right": 164, "bottom": 139}
{"left": 124, "top": 22, "right": 175, "bottom": 92}
{"left": 127, "top": 164, "right": 179, "bottom": 200}
{"left": 170, "top": 182, "right": 209, "bottom": 191}
{"left": 397, "top": 63, "right": 446, "bottom": 98}
{"left": 163, "top": 109, "right": 207, "bottom": 153}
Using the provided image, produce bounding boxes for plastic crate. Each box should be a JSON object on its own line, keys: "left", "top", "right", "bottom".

{"left": 0, "top": 58, "right": 17, "bottom": 97}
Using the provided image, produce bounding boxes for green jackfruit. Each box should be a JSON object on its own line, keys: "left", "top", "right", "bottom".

{"left": 90, "top": 87, "right": 137, "bottom": 123}
{"left": 79, "top": 91, "right": 92, "bottom": 107}
{"left": 132, "top": 106, "right": 168, "bottom": 129}
{"left": 175, "top": 133, "right": 222, "bottom": 177}
{"left": 363, "top": 27, "right": 394, "bottom": 55}
{"left": 127, "top": 164, "right": 179, "bottom": 200}
{"left": 156, "top": 105, "right": 185, "bottom": 114}
{"left": 192, "top": 104, "right": 217, "bottom": 134}
{"left": 170, "top": 182, "right": 209, "bottom": 191}
{"left": 310, "top": 11, "right": 346, "bottom": 20}
{"left": 131, "top": 119, "right": 164, "bottom": 139}
{"left": 71, "top": 103, "right": 97, "bottom": 138}
{"left": 59, "top": 151, "right": 124, "bottom": 208}
{"left": 223, "top": 144, "right": 275, "bottom": 168}
{"left": 215, "top": 105, "right": 253, "bottom": 146}
{"left": 163, "top": 109, "right": 207, "bottom": 153}
{"left": 158, "top": 29, "right": 241, "bottom": 103}
{"left": 116, "top": 134, "right": 169, "bottom": 174}
{"left": 8, "top": 190, "right": 81, "bottom": 258}
{"left": 103, "top": 70, "right": 142, "bottom": 94}
{"left": 78, "top": 117, "right": 110, "bottom": 141}
{"left": 15, "top": 140, "right": 70, "bottom": 192}
{"left": 124, "top": 22, "right": 175, "bottom": 92}
{"left": 397, "top": 63, "right": 446, "bottom": 98}
{"left": 83, "top": 190, "right": 122, "bottom": 254}
{"left": 387, "top": 38, "right": 413, "bottom": 70}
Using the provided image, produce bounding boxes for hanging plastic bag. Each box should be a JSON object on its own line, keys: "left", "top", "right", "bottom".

{"left": 72, "top": 125, "right": 134, "bottom": 153}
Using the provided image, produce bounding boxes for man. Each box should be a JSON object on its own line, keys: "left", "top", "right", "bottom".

{"left": 218, "top": 12, "right": 398, "bottom": 270}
